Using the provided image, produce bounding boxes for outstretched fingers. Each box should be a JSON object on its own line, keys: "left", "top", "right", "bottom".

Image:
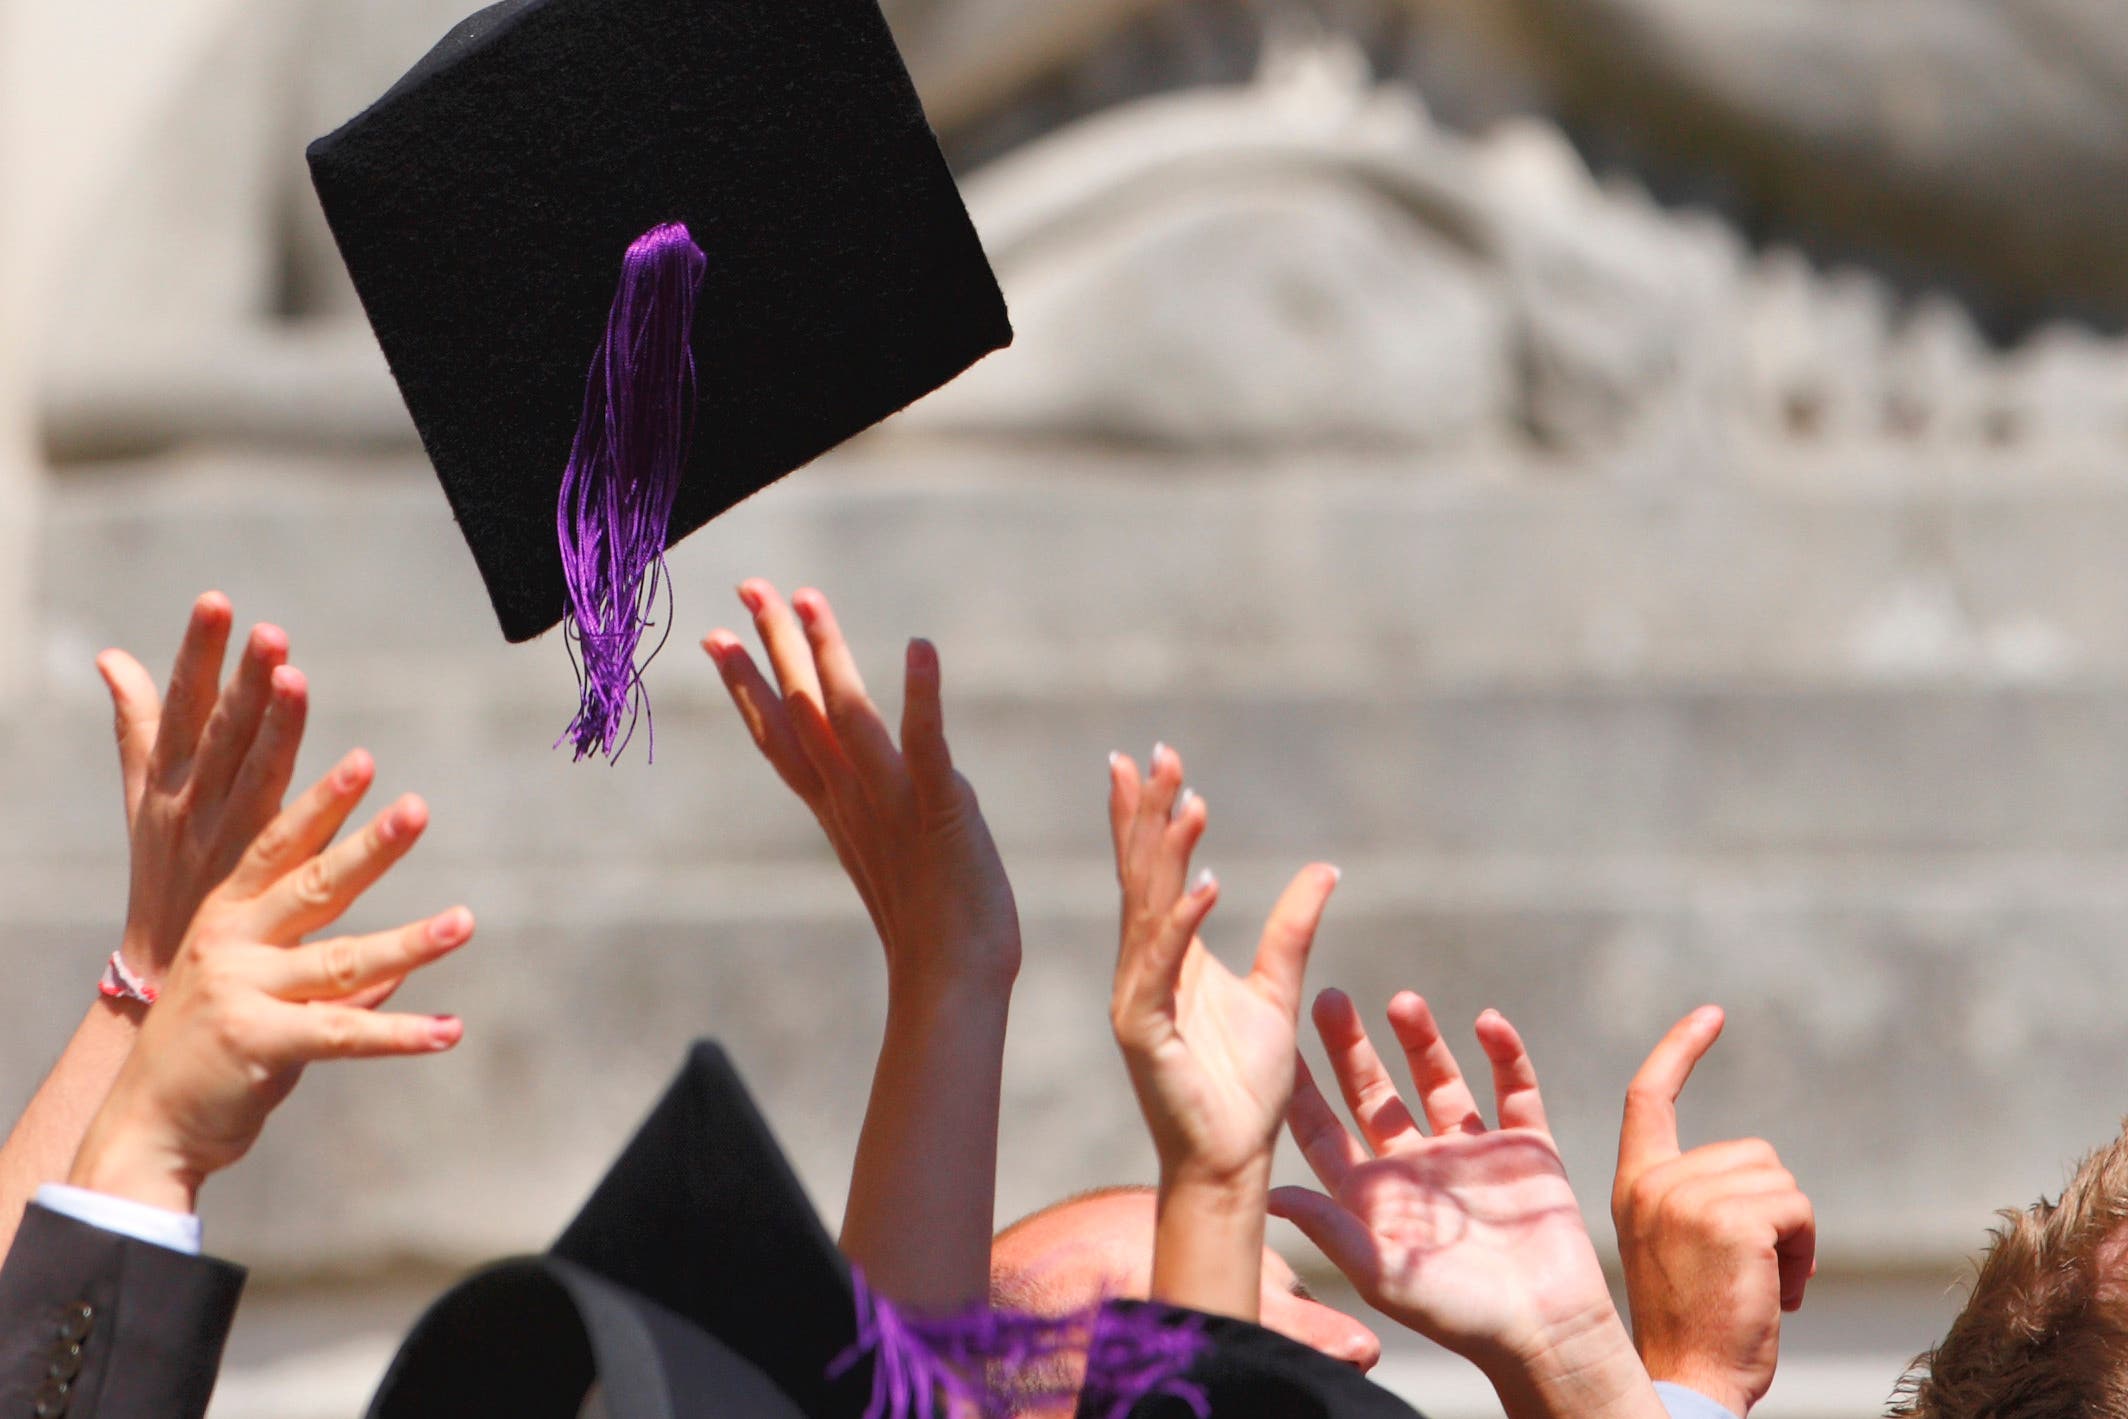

{"left": 900, "top": 638, "right": 956, "bottom": 815}
{"left": 1287, "top": 1053, "right": 1370, "bottom": 1191}
{"left": 264, "top": 908, "right": 475, "bottom": 1003}
{"left": 1268, "top": 1187, "right": 1383, "bottom": 1293}
{"left": 227, "top": 745, "right": 372, "bottom": 898}
{"left": 1115, "top": 871, "right": 1219, "bottom": 1039}
{"left": 97, "top": 648, "right": 162, "bottom": 824}
{"left": 185, "top": 624, "right": 290, "bottom": 810}
{"left": 256, "top": 1003, "right": 464, "bottom": 1067}
{"left": 1311, "top": 988, "right": 1422, "bottom": 1156}
{"left": 1386, "top": 992, "right": 1485, "bottom": 1136}
{"left": 246, "top": 794, "right": 429, "bottom": 942}
{"left": 1617, "top": 1005, "right": 1725, "bottom": 1185}
{"left": 1473, "top": 1009, "right": 1550, "bottom": 1135}
{"left": 704, "top": 629, "right": 825, "bottom": 805}
{"left": 1248, "top": 864, "right": 1338, "bottom": 1018}
{"left": 148, "top": 592, "right": 234, "bottom": 787}
{"left": 792, "top": 588, "right": 907, "bottom": 805}
{"left": 214, "top": 664, "right": 310, "bottom": 868}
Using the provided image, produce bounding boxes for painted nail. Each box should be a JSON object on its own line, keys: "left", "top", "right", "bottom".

{"left": 1326, "top": 865, "right": 1343, "bottom": 884}
{"left": 428, "top": 1016, "right": 462, "bottom": 1050}
{"left": 1190, "top": 867, "right": 1216, "bottom": 895}
{"left": 1173, "top": 787, "right": 1197, "bottom": 819}
{"left": 429, "top": 909, "right": 472, "bottom": 945}
{"left": 1150, "top": 742, "right": 1170, "bottom": 773}
{"left": 1107, "top": 751, "right": 1123, "bottom": 773}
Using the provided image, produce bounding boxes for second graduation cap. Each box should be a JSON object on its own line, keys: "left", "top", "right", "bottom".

{"left": 308, "top": 0, "right": 1011, "bottom": 759}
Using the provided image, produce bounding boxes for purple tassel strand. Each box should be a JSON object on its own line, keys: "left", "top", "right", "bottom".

{"left": 556, "top": 222, "right": 707, "bottom": 762}
{"left": 829, "top": 1269, "right": 1210, "bottom": 1419}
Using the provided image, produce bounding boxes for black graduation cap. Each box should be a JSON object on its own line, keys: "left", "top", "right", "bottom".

{"left": 365, "top": 1042, "right": 1431, "bottom": 1419}
{"left": 307, "top": 0, "right": 1011, "bottom": 757}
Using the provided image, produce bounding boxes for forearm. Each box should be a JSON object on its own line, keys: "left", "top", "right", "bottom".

{"left": 1149, "top": 1166, "right": 1269, "bottom": 1323}
{"left": 1481, "top": 1304, "right": 1669, "bottom": 1419}
{"left": 0, "top": 999, "right": 144, "bottom": 1254}
{"left": 840, "top": 977, "right": 1011, "bottom": 1312}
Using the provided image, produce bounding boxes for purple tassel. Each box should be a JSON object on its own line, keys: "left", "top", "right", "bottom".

{"left": 829, "top": 1269, "right": 1211, "bottom": 1419}
{"left": 556, "top": 222, "right": 708, "bottom": 762}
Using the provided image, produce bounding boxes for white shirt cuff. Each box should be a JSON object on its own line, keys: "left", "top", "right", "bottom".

{"left": 1654, "top": 1382, "right": 1742, "bottom": 1419}
{"left": 35, "top": 1183, "right": 202, "bottom": 1256}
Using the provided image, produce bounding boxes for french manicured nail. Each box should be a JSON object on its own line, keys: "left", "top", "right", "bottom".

{"left": 1326, "top": 865, "right": 1342, "bottom": 884}
{"left": 1108, "top": 751, "right": 1123, "bottom": 773}
{"left": 1173, "top": 787, "right": 1197, "bottom": 819}
{"left": 1150, "top": 742, "right": 1171, "bottom": 773}
{"left": 1190, "top": 867, "right": 1216, "bottom": 895}
{"left": 429, "top": 909, "right": 473, "bottom": 946}
{"left": 428, "top": 1016, "right": 463, "bottom": 1050}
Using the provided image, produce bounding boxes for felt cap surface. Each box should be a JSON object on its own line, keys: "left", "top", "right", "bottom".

{"left": 366, "top": 1041, "right": 873, "bottom": 1419}
{"left": 308, "top": 0, "right": 1011, "bottom": 642}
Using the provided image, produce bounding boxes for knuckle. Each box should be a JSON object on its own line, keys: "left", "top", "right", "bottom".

{"left": 318, "top": 1012, "right": 357, "bottom": 1056}
{"left": 294, "top": 857, "right": 336, "bottom": 909}
{"left": 321, "top": 940, "right": 362, "bottom": 994}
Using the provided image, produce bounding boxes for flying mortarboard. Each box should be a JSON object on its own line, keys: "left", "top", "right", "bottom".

{"left": 308, "top": 0, "right": 1011, "bottom": 759}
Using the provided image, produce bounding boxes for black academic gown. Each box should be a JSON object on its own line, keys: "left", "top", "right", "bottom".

{"left": 0, "top": 1204, "right": 245, "bottom": 1419}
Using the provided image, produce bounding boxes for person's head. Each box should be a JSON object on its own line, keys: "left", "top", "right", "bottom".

{"left": 990, "top": 1185, "right": 1381, "bottom": 1372}
{"left": 1892, "top": 1129, "right": 2128, "bottom": 1419}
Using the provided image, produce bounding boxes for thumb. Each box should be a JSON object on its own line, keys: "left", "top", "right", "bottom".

{"left": 1268, "top": 1186, "right": 1381, "bottom": 1295}
{"left": 97, "top": 649, "right": 162, "bottom": 823}
{"left": 1617, "top": 1005, "right": 1723, "bottom": 1195}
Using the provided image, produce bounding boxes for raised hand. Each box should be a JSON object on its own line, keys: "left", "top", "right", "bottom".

{"left": 99, "top": 592, "right": 310, "bottom": 993}
{"left": 1611, "top": 1008, "right": 1816, "bottom": 1417}
{"left": 705, "top": 581, "right": 1019, "bottom": 992}
{"left": 705, "top": 581, "right": 1018, "bottom": 1310}
{"left": 1108, "top": 744, "right": 1338, "bottom": 1320}
{"left": 1270, "top": 992, "right": 1664, "bottom": 1419}
{"left": 68, "top": 748, "right": 471, "bottom": 1214}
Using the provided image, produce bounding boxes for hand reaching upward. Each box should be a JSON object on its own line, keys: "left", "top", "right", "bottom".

{"left": 1611, "top": 1008, "right": 1816, "bottom": 1417}
{"left": 705, "top": 581, "right": 1018, "bottom": 1310}
{"left": 1108, "top": 743, "right": 1338, "bottom": 1320}
{"left": 1271, "top": 991, "right": 1664, "bottom": 1419}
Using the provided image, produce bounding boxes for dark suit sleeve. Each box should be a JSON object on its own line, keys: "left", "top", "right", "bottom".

{"left": 0, "top": 1203, "right": 246, "bottom": 1419}
{"left": 1077, "top": 1300, "right": 1427, "bottom": 1419}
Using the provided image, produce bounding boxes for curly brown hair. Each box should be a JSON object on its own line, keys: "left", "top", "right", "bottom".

{"left": 1891, "top": 1129, "right": 2128, "bottom": 1419}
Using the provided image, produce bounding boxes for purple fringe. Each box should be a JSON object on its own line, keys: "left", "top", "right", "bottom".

{"left": 555, "top": 222, "right": 707, "bottom": 762}
{"left": 829, "top": 1269, "right": 1211, "bottom": 1419}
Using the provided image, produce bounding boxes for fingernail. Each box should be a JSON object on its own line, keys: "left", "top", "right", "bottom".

{"left": 1190, "top": 867, "right": 1216, "bottom": 895}
{"left": 1326, "top": 864, "right": 1342, "bottom": 884}
{"left": 428, "top": 1016, "right": 462, "bottom": 1050}
{"left": 1108, "top": 751, "right": 1123, "bottom": 773}
{"left": 335, "top": 751, "right": 369, "bottom": 792}
{"left": 429, "top": 909, "right": 472, "bottom": 945}
{"left": 1150, "top": 742, "right": 1170, "bottom": 772}
{"left": 1173, "top": 787, "right": 1197, "bottom": 819}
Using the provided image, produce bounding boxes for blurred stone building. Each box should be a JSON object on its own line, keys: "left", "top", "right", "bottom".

{"left": 3, "top": 0, "right": 2128, "bottom": 1414}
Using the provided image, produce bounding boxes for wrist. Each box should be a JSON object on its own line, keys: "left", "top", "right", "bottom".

{"left": 885, "top": 944, "right": 1019, "bottom": 1010}
{"left": 1644, "top": 1357, "right": 1753, "bottom": 1419}
{"left": 1151, "top": 1167, "right": 1270, "bottom": 1323}
{"left": 68, "top": 1117, "right": 200, "bottom": 1217}
{"left": 1481, "top": 1299, "right": 1663, "bottom": 1419}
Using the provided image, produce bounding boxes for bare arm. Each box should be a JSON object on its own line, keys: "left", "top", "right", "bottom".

{"left": 707, "top": 582, "right": 1020, "bottom": 1311}
{"left": 1107, "top": 744, "right": 1337, "bottom": 1321}
{"left": 0, "top": 596, "right": 306, "bottom": 1254}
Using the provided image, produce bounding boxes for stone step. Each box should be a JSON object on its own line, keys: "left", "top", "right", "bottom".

{"left": 40, "top": 442, "right": 2128, "bottom": 699}
{"left": 16, "top": 676, "right": 2128, "bottom": 868}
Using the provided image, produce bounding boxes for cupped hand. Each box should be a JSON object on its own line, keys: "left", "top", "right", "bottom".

{"left": 1270, "top": 992, "right": 1621, "bottom": 1381}
{"left": 705, "top": 581, "right": 1019, "bottom": 994}
{"left": 1611, "top": 1008, "right": 1816, "bottom": 1418}
{"left": 1108, "top": 744, "right": 1338, "bottom": 1190}
{"left": 100, "top": 593, "right": 310, "bottom": 989}
{"left": 70, "top": 728, "right": 471, "bottom": 1212}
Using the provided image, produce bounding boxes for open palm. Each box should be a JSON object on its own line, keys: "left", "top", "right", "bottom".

{"left": 1271, "top": 991, "right": 1618, "bottom": 1368}
{"left": 1109, "top": 745, "right": 1336, "bottom": 1184}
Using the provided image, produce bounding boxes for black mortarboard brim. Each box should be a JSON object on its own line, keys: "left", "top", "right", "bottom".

{"left": 366, "top": 1041, "right": 872, "bottom": 1419}
{"left": 1083, "top": 1303, "right": 1431, "bottom": 1419}
{"left": 307, "top": 0, "right": 1011, "bottom": 646}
